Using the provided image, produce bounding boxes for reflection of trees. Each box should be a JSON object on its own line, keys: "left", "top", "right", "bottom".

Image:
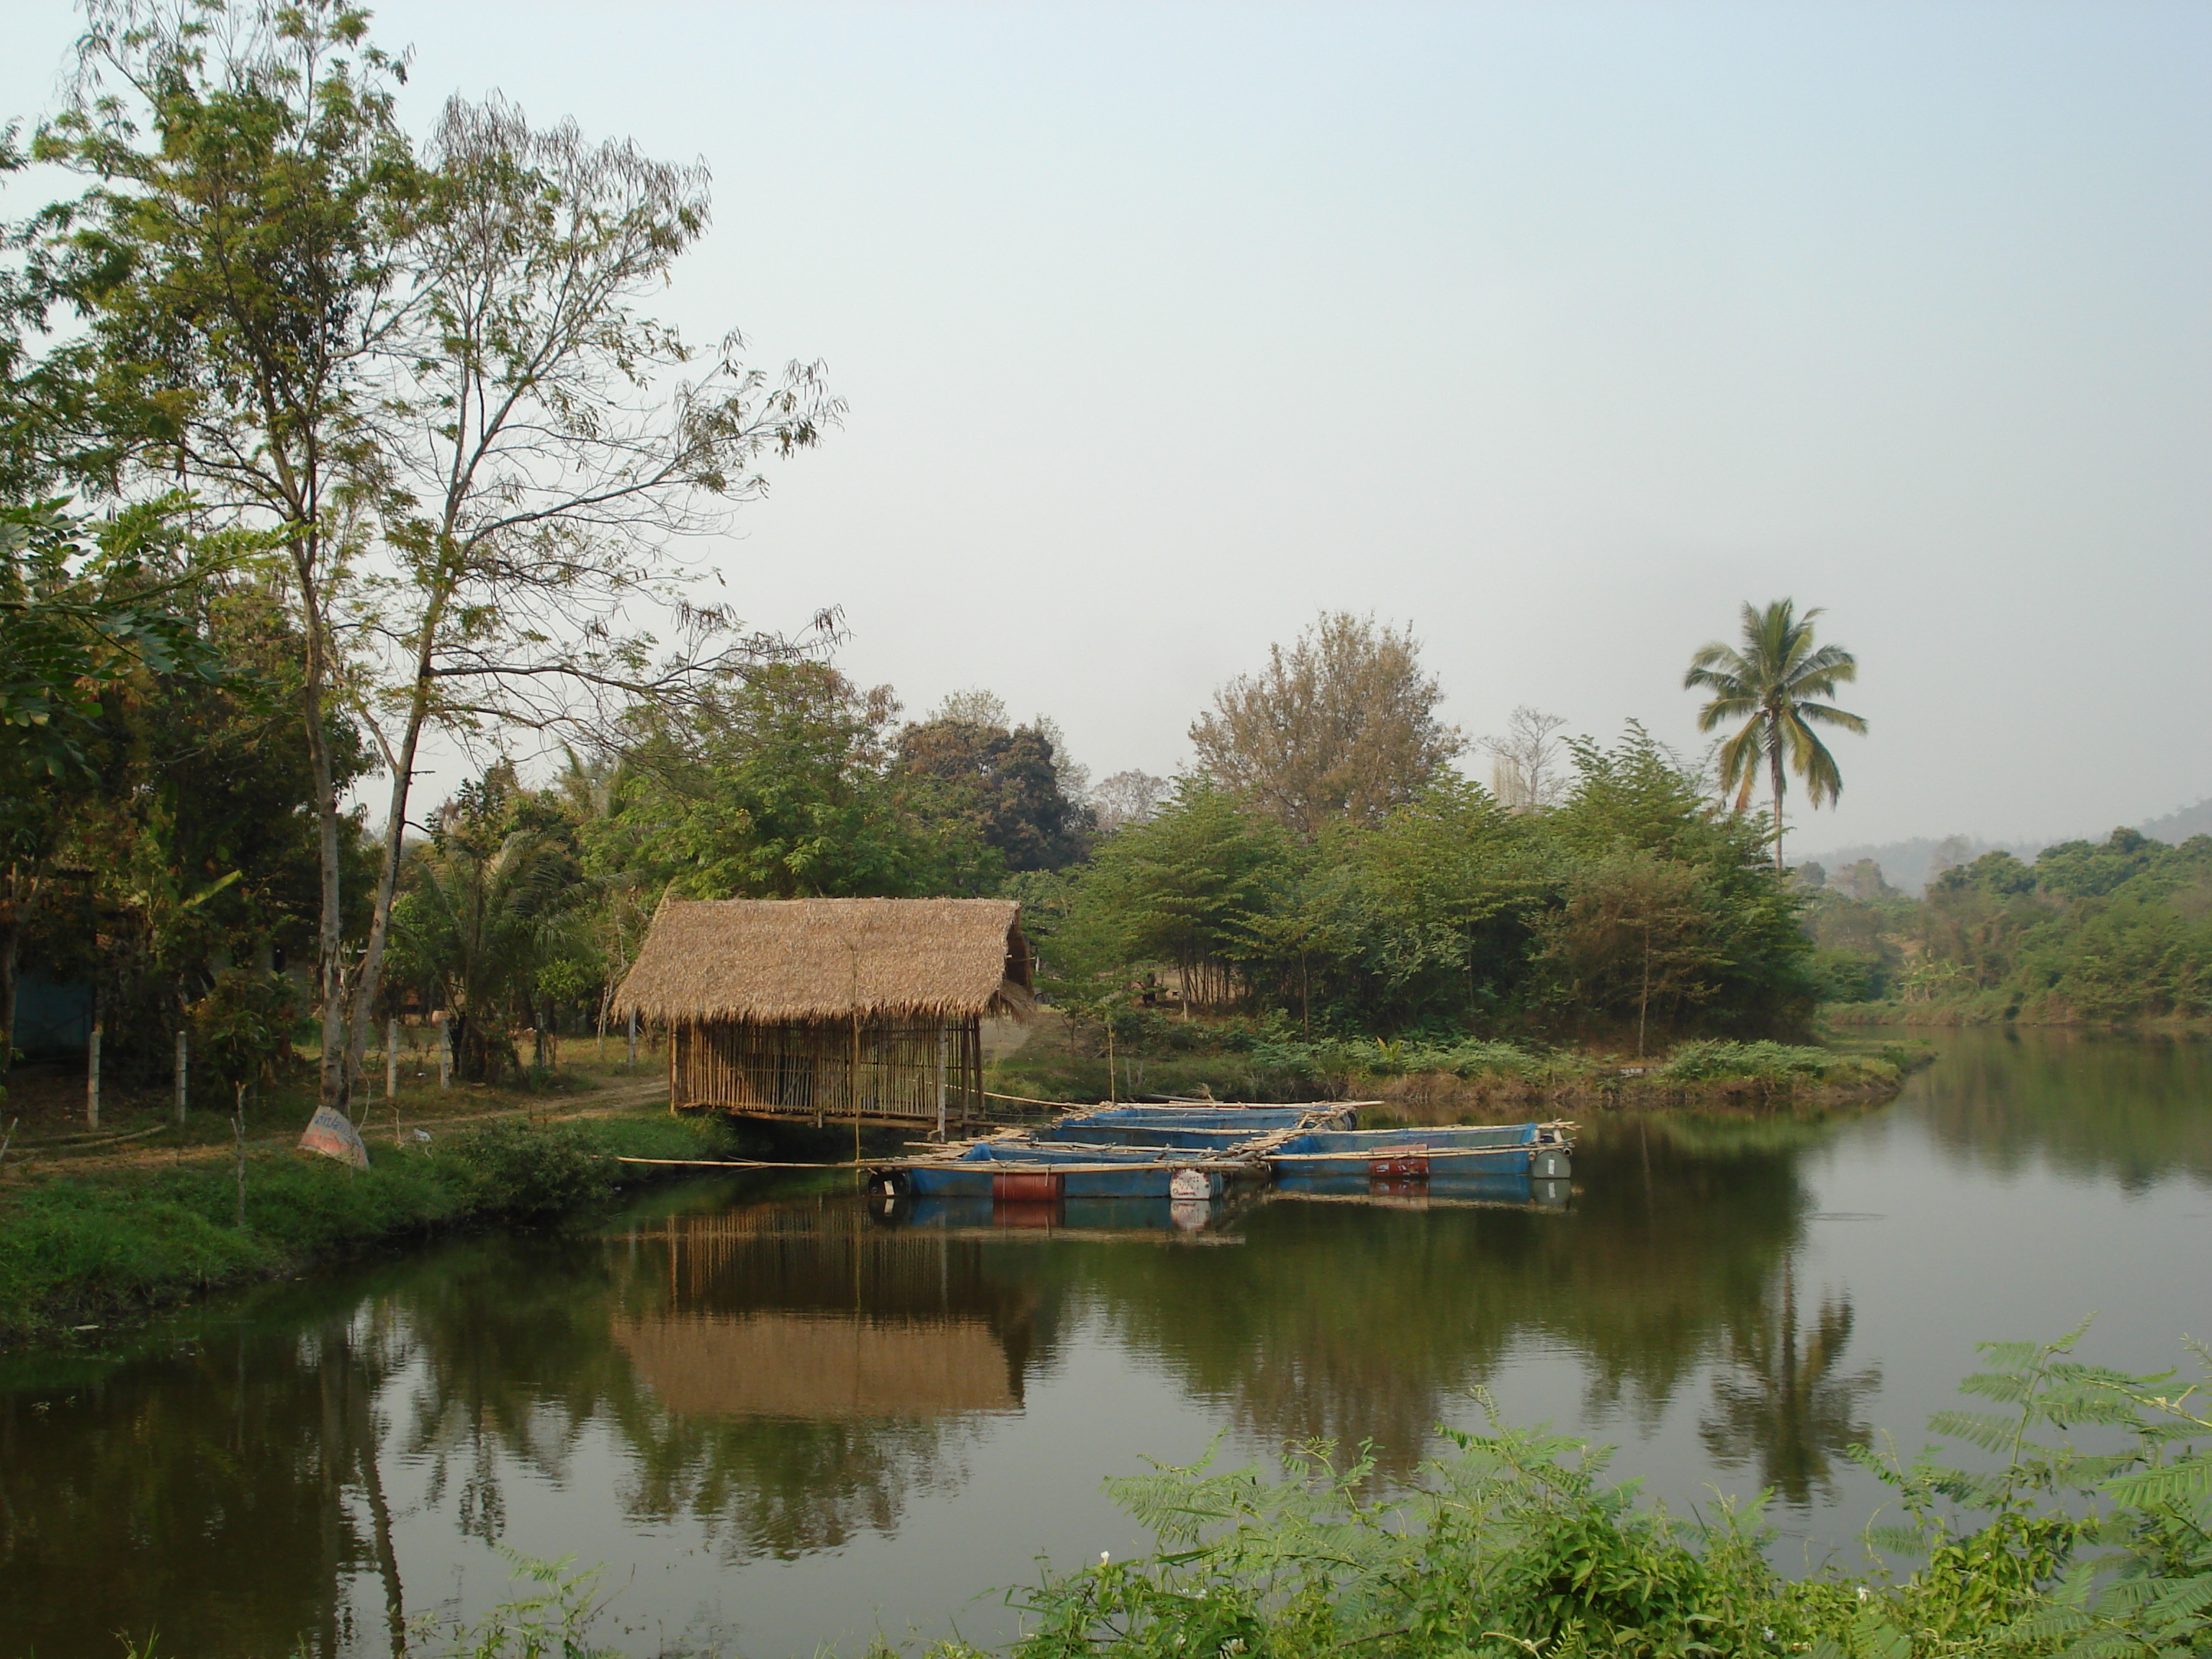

{"left": 1699, "top": 1267, "right": 1879, "bottom": 1508}
{"left": 0, "top": 1298, "right": 410, "bottom": 1659}
{"left": 1910, "top": 1028, "right": 2212, "bottom": 1187}
{"left": 1063, "top": 1112, "right": 1839, "bottom": 1482}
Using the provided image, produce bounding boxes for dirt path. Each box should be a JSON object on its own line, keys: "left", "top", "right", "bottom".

{"left": 5, "top": 1074, "right": 673, "bottom": 1174}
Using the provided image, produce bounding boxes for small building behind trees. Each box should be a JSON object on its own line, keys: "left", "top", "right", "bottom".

{"left": 613, "top": 897, "right": 1033, "bottom": 1132}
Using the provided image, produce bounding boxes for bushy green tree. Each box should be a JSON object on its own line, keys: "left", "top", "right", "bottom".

{"left": 893, "top": 714, "right": 1093, "bottom": 871}
{"left": 614, "top": 664, "right": 998, "bottom": 900}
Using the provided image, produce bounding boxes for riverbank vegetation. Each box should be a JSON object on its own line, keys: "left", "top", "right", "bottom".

{"left": 989, "top": 1016, "right": 1918, "bottom": 1114}
{"left": 0, "top": 1110, "right": 770, "bottom": 1345}
{"left": 1802, "top": 827, "right": 2212, "bottom": 1025}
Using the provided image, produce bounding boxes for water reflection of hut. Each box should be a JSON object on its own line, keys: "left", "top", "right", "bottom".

{"left": 612, "top": 1201, "right": 1048, "bottom": 1420}
{"left": 613, "top": 1315, "right": 1020, "bottom": 1419}
{"left": 612, "top": 897, "right": 1034, "bottom": 1129}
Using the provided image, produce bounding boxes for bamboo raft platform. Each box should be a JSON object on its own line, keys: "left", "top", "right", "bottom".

{"left": 865, "top": 1103, "right": 1576, "bottom": 1203}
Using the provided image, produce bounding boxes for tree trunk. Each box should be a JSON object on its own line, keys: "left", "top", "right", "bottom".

{"left": 297, "top": 557, "right": 354, "bottom": 1123}
{"left": 1767, "top": 709, "right": 1789, "bottom": 873}
{"left": 344, "top": 597, "right": 449, "bottom": 1117}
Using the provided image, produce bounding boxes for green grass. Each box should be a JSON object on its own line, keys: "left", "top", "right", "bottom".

{"left": 0, "top": 1110, "right": 748, "bottom": 1345}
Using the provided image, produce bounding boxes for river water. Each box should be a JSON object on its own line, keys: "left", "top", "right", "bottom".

{"left": 4, "top": 1028, "right": 2207, "bottom": 1658}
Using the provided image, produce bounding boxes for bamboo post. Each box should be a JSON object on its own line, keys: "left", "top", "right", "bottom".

{"left": 627, "top": 1007, "right": 638, "bottom": 1068}
{"left": 850, "top": 943, "right": 863, "bottom": 1179}
{"left": 86, "top": 1017, "right": 102, "bottom": 1130}
{"left": 438, "top": 1017, "right": 451, "bottom": 1089}
{"left": 1104, "top": 1003, "right": 1116, "bottom": 1107}
{"left": 233, "top": 1083, "right": 248, "bottom": 1228}
{"left": 175, "top": 1029, "right": 189, "bottom": 1125}
{"left": 386, "top": 1017, "right": 400, "bottom": 1100}
{"left": 935, "top": 1026, "right": 948, "bottom": 1141}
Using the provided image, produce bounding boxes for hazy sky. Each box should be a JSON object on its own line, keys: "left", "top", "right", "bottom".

{"left": 6, "top": 1, "right": 2207, "bottom": 853}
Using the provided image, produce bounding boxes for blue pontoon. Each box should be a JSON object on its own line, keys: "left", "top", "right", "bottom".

{"left": 876, "top": 1139, "right": 1231, "bottom": 1200}
{"left": 1264, "top": 1121, "right": 1573, "bottom": 1181}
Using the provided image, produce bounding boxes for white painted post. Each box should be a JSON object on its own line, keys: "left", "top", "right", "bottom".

{"left": 175, "top": 1029, "right": 189, "bottom": 1124}
{"left": 386, "top": 1017, "right": 400, "bottom": 1100}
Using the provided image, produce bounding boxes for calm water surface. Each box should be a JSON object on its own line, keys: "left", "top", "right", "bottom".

{"left": 4, "top": 1028, "right": 2207, "bottom": 1657}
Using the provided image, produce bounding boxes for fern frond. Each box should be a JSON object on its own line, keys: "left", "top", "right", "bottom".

{"left": 2104, "top": 1462, "right": 2212, "bottom": 1508}
{"left": 1928, "top": 1408, "right": 2031, "bottom": 1455}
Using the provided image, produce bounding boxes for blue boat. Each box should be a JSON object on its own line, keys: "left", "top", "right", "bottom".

{"left": 1059, "top": 1103, "right": 1361, "bottom": 1132}
{"left": 873, "top": 1139, "right": 1228, "bottom": 1200}
{"left": 1265, "top": 1121, "right": 1573, "bottom": 1181}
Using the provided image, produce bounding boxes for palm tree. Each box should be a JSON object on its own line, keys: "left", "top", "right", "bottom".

{"left": 1683, "top": 601, "right": 1866, "bottom": 871}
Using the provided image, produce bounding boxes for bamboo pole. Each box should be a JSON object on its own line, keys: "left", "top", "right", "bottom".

{"left": 386, "top": 1017, "right": 400, "bottom": 1100}
{"left": 175, "top": 1030, "right": 189, "bottom": 1124}
{"left": 86, "top": 1017, "right": 101, "bottom": 1130}
{"left": 232, "top": 1083, "right": 248, "bottom": 1228}
{"left": 627, "top": 1007, "right": 638, "bottom": 1067}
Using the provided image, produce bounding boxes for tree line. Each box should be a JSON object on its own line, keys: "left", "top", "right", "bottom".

{"left": 1803, "top": 827, "right": 2212, "bottom": 1022}
{"left": 4, "top": 4, "right": 1884, "bottom": 1106}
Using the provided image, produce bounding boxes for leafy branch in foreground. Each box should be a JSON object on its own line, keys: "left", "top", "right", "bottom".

{"left": 938, "top": 1329, "right": 2208, "bottom": 1659}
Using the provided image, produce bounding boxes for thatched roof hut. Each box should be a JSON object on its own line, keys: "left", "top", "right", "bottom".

{"left": 613, "top": 896, "right": 1033, "bottom": 1025}
{"left": 614, "top": 897, "right": 1033, "bottom": 1128}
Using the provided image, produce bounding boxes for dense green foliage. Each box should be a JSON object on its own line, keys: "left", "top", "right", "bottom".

{"left": 1807, "top": 828, "right": 2212, "bottom": 1022}
{"left": 1023, "top": 727, "right": 1815, "bottom": 1046}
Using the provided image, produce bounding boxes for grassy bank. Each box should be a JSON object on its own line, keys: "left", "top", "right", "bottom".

{"left": 0, "top": 1110, "right": 778, "bottom": 1346}
{"left": 991, "top": 1020, "right": 1925, "bottom": 1115}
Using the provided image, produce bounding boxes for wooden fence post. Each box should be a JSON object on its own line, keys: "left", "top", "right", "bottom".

{"left": 86, "top": 1016, "right": 102, "bottom": 1130}
{"left": 439, "top": 1017, "right": 451, "bottom": 1089}
{"left": 626, "top": 1007, "right": 637, "bottom": 1068}
{"left": 175, "top": 1029, "right": 189, "bottom": 1124}
{"left": 386, "top": 1017, "right": 400, "bottom": 1100}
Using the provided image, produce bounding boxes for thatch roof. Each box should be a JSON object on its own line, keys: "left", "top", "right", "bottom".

{"left": 613, "top": 896, "right": 1034, "bottom": 1025}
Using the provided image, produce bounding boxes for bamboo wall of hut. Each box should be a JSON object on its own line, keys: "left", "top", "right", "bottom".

{"left": 669, "top": 1017, "right": 984, "bottom": 1128}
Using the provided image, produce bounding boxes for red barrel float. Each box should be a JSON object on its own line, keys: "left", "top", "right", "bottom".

{"left": 1367, "top": 1154, "right": 1429, "bottom": 1179}
{"left": 992, "top": 1169, "right": 1065, "bottom": 1202}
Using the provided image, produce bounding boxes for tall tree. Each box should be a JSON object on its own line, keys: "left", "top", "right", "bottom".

{"left": 1683, "top": 600, "right": 1866, "bottom": 871}
{"left": 35, "top": 0, "right": 418, "bottom": 1115}
{"left": 1190, "top": 611, "right": 1462, "bottom": 835}
{"left": 342, "top": 92, "right": 838, "bottom": 1097}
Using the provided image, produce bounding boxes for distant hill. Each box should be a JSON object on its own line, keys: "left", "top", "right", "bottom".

{"left": 2141, "top": 798, "right": 2212, "bottom": 844}
{"left": 1799, "top": 835, "right": 2047, "bottom": 896}
{"left": 1802, "top": 797, "right": 2211, "bottom": 896}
